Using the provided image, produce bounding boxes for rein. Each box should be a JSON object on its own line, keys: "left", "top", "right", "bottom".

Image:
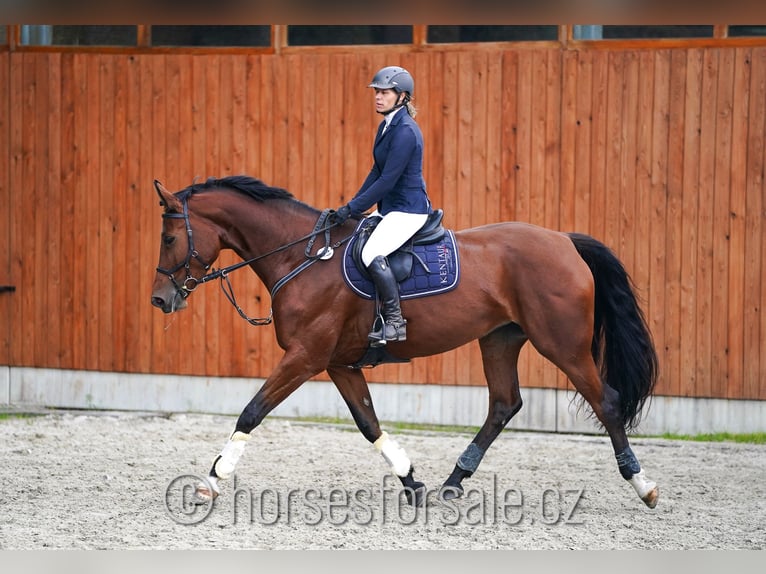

{"left": 158, "top": 201, "right": 352, "bottom": 326}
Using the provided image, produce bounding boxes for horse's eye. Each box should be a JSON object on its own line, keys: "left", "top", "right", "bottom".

{"left": 163, "top": 235, "right": 176, "bottom": 246}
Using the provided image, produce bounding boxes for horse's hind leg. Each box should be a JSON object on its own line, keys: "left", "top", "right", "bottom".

{"left": 535, "top": 322, "right": 659, "bottom": 508}
{"left": 327, "top": 365, "right": 427, "bottom": 507}
{"left": 558, "top": 233, "right": 659, "bottom": 507}
{"left": 561, "top": 356, "right": 659, "bottom": 508}
{"left": 441, "top": 323, "right": 526, "bottom": 499}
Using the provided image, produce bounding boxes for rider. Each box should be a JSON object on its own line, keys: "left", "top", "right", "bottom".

{"left": 332, "top": 65, "right": 434, "bottom": 346}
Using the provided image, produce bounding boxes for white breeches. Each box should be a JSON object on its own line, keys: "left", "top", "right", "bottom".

{"left": 361, "top": 211, "right": 429, "bottom": 267}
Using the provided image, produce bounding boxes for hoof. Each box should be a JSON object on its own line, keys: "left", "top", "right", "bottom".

{"left": 195, "top": 478, "right": 219, "bottom": 502}
{"left": 404, "top": 482, "right": 427, "bottom": 507}
{"left": 194, "top": 485, "right": 218, "bottom": 502}
{"left": 439, "top": 484, "right": 464, "bottom": 501}
{"left": 642, "top": 486, "right": 659, "bottom": 509}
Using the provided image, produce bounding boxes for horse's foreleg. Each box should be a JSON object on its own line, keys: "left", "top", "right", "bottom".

{"left": 441, "top": 325, "right": 526, "bottom": 500}
{"left": 197, "top": 353, "right": 321, "bottom": 500}
{"left": 328, "top": 365, "right": 426, "bottom": 507}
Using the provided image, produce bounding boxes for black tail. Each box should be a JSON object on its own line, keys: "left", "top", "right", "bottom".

{"left": 568, "top": 233, "right": 659, "bottom": 430}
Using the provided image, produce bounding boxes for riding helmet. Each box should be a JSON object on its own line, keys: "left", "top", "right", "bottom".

{"left": 368, "top": 66, "right": 414, "bottom": 96}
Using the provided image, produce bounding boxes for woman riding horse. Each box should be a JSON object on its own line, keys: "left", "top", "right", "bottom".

{"left": 151, "top": 174, "right": 660, "bottom": 510}
{"left": 332, "top": 66, "right": 435, "bottom": 347}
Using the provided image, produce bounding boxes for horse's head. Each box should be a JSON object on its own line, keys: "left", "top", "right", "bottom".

{"left": 151, "top": 180, "right": 220, "bottom": 313}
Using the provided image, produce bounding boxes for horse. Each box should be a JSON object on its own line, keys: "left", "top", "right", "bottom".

{"left": 150, "top": 174, "right": 660, "bottom": 509}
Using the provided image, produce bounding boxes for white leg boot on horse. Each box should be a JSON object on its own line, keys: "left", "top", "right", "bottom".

{"left": 373, "top": 431, "right": 426, "bottom": 506}
{"left": 328, "top": 366, "right": 427, "bottom": 507}
{"left": 196, "top": 430, "right": 251, "bottom": 500}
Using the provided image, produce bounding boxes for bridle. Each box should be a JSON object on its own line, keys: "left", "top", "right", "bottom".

{"left": 156, "top": 195, "right": 352, "bottom": 325}
{"left": 156, "top": 198, "right": 213, "bottom": 299}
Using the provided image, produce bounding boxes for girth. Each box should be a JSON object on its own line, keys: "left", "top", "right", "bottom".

{"left": 351, "top": 209, "right": 445, "bottom": 282}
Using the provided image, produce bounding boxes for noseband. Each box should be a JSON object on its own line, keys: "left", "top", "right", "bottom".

{"left": 156, "top": 198, "right": 212, "bottom": 299}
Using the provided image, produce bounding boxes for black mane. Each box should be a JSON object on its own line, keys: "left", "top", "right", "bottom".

{"left": 178, "top": 175, "right": 295, "bottom": 203}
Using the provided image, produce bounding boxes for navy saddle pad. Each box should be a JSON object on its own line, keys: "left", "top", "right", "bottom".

{"left": 342, "top": 219, "right": 461, "bottom": 300}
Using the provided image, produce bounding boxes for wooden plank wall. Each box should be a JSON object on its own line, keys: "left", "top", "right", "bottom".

{"left": 2, "top": 46, "right": 765, "bottom": 400}
{"left": 0, "top": 51, "right": 9, "bottom": 365}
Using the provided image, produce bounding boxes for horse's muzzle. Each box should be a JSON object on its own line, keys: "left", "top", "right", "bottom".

{"left": 150, "top": 289, "right": 188, "bottom": 313}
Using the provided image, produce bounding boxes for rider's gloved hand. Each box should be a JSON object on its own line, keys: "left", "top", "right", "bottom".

{"left": 332, "top": 204, "right": 352, "bottom": 224}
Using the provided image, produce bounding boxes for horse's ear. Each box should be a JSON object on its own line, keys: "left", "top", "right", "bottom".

{"left": 154, "top": 179, "right": 182, "bottom": 213}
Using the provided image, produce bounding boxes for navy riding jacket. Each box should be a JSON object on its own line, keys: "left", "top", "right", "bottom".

{"left": 348, "top": 109, "right": 432, "bottom": 216}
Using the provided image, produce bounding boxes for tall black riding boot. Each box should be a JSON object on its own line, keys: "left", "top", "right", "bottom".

{"left": 366, "top": 255, "right": 407, "bottom": 346}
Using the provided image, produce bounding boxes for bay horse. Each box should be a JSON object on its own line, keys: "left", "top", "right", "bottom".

{"left": 150, "top": 175, "right": 660, "bottom": 509}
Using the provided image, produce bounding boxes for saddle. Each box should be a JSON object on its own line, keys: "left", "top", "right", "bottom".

{"left": 342, "top": 209, "right": 460, "bottom": 369}
{"left": 350, "top": 209, "right": 446, "bottom": 281}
